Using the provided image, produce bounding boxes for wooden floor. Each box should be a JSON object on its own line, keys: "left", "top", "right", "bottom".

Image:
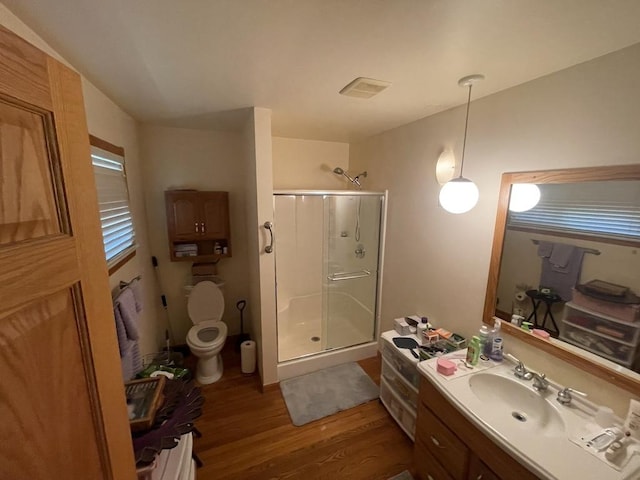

{"left": 191, "top": 341, "right": 414, "bottom": 480}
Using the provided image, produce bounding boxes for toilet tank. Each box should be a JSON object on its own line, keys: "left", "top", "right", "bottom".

{"left": 183, "top": 274, "right": 226, "bottom": 297}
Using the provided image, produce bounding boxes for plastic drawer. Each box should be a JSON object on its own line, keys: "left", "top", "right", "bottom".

{"left": 560, "top": 320, "right": 637, "bottom": 367}
{"left": 380, "top": 339, "right": 420, "bottom": 388}
{"left": 564, "top": 302, "right": 640, "bottom": 345}
{"left": 381, "top": 357, "right": 418, "bottom": 409}
{"left": 380, "top": 377, "right": 416, "bottom": 440}
{"left": 571, "top": 289, "right": 640, "bottom": 323}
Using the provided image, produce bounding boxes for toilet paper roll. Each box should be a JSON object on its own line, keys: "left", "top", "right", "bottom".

{"left": 515, "top": 291, "right": 527, "bottom": 302}
{"left": 241, "top": 340, "right": 256, "bottom": 374}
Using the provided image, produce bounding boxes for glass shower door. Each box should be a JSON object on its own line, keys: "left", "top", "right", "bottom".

{"left": 323, "top": 194, "right": 382, "bottom": 350}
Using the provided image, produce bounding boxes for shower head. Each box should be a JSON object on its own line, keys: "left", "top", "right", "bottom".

{"left": 332, "top": 167, "right": 365, "bottom": 189}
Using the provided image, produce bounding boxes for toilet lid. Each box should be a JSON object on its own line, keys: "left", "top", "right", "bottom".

{"left": 187, "top": 281, "right": 224, "bottom": 324}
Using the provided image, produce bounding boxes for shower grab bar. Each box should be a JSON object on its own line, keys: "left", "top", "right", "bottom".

{"left": 263, "top": 221, "right": 274, "bottom": 253}
{"left": 328, "top": 269, "right": 371, "bottom": 281}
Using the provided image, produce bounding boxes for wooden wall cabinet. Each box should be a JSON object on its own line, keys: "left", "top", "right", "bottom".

{"left": 165, "top": 190, "right": 232, "bottom": 261}
{"left": 414, "top": 378, "right": 538, "bottom": 480}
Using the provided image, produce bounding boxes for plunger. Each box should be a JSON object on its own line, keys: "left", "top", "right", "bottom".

{"left": 235, "top": 300, "right": 249, "bottom": 351}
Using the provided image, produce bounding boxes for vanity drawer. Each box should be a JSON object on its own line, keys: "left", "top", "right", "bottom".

{"left": 414, "top": 437, "right": 454, "bottom": 480}
{"left": 416, "top": 402, "right": 469, "bottom": 480}
{"left": 468, "top": 454, "right": 500, "bottom": 480}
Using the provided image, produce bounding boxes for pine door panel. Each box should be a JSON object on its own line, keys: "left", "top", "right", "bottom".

{"left": 0, "top": 288, "right": 103, "bottom": 479}
{"left": 0, "top": 98, "right": 63, "bottom": 244}
{"left": 0, "top": 24, "right": 135, "bottom": 480}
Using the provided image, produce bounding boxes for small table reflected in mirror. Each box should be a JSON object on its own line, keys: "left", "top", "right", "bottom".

{"left": 525, "top": 289, "right": 564, "bottom": 337}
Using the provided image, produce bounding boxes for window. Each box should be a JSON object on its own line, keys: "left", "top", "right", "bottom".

{"left": 507, "top": 181, "right": 640, "bottom": 246}
{"left": 90, "top": 135, "right": 136, "bottom": 272}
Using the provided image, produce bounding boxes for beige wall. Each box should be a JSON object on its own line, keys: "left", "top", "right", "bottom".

{"left": 242, "top": 108, "right": 278, "bottom": 385}
{"left": 272, "top": 136, "right": 350, "bottom": 190}
{"left": 350, "top": 43, "right": 640, "bottom": 413}
{"left": 139, "top": 125, "right": 251, "bottom": 344}
{"left": 0, "top": 5, "right": 162, "bottom": 358}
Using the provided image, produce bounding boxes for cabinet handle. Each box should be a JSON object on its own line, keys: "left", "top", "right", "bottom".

{"left": 264, "top": 221, "right": 274, "bottom": 254}
{"left": 427, "top": 476, "right": 435, "bottom": 480}
{"left": 430, "top": 436, "right": 445, "bottom": 449}
{"left": 195, "top": 222, "right": 199, "bottom": 233}
{"left": 476, "top": 475, "right": 483, "bottom": 480}
{"left": 201, "top": 222, "right": 205, "bottom": 234}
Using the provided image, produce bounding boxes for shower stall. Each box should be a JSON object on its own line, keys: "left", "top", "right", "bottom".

{"left": 273, "top": 191, "right": 386, "bottom": 364}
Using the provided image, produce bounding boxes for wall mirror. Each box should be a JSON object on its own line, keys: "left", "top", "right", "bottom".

{"left": 483, "top": 165, "right": 640, "bottom": 394}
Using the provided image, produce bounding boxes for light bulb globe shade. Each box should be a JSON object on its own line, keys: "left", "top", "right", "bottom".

{"left": 509, "top": 184, "right": 541, "bottom": 212}
{"left": 439, "top": 177, "right": 479, "bottom": 214}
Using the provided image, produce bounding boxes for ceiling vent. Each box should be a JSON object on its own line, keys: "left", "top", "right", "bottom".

{"left": 339, "top": 77, "right": 391, "bottom": 99}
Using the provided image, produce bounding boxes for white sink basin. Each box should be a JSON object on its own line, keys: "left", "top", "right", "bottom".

{"left": 468, "top": 372, "right": 565, "bottom": 436}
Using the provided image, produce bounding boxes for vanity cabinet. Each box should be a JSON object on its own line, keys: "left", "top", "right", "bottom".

{"left": 165, "top": 190, "right": 232, "bottom": 261}
{"left": 414, "top": 377, "right": 538, "bottom": 480}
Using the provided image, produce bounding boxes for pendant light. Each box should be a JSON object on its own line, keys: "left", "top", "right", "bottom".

{"left": 439, "top": 74, "right": 484, "bottom": 214}
{"left": 509, "top": 183, "right": 541, "bottom": 212}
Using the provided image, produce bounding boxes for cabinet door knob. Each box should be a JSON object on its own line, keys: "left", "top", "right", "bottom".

{"left": 201, "top": 222, "right": 205, "bottom": 234}
{"left": 476, "top": 475, "right": 483, "bottom": 480}
{"left": 195, "top": 222, "right": 199, "bottom": 233}
{"left": 430, "top": 436, "right": 445, "bottom": 449}
{"left": 427, "top": 476, "right": 435, "bottom": 480}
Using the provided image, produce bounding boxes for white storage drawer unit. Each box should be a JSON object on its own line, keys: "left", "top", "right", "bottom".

{"left": 380, "top": 330, "right": 420, "bottom": 440}
{"left": 561, "top": 302, "right": 640, "bottom": 367}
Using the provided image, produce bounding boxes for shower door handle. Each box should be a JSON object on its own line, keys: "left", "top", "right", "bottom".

{"left": 328, "top": 270, "right": 371, "bottom": 281}
{"left": 264, "top": 221, "right": 274, "bottom": 253}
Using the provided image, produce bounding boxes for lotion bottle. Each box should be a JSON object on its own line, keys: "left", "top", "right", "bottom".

{"left": 478, "top": 324, "right": 491, "bottom": 356}
{"left": 489, "top": 319, "right": 504, "bottom": 361}
{"left": 466, "top": 336, "right": 481, "bottom": 366}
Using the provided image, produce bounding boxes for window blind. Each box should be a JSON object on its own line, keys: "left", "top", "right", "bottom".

{"left": 508, "top": 182, "right": 640, "bottom": 244}
{"left": 91, "top": 145, "right": 136, "bottom": 265}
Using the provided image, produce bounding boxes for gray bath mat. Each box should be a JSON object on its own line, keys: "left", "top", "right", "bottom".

{"left": 280, "top": 362, "right": 379, "bottom": 426}
{"left": 388, "top": 471, "right": 414, "bottom": 480}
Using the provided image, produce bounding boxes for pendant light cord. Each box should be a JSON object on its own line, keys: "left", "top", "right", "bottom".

{"left": 459, "top": 83, "right": 473, "bottom": 179}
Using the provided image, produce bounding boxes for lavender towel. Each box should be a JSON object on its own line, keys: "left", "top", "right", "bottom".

{"left": 114, "top": 287, "right": 142, "bottom": 380}
{"left": 540, "top": 246, "right": 585, "bottom": 301}
{"left": 549, "top": 243, "right": 574, "bottom": 270}
{"left": 114, "top": 288, "right": 140, "bottom": 342}
{"left": 537, "top": 241, "right": 553, "bottom": 258}
{"left": 129, "top": 278, "right": 144, "bottom": 313}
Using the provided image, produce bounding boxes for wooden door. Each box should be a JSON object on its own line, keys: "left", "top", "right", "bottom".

{"left": 166, "top": 191, "right": 200, "bottom": 240}
{"left": 200, "top": 191, "right": 229, "bottom": 239}
{"left": 0, "top": 26, "right": 135, "bottom": 479}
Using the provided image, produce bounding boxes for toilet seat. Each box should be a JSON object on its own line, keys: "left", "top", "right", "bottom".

{"left": 187, "top": 320, "right": 227, "bottom": 349}
{"left": 187, "top": 281, "right": 224, "bottom": 324}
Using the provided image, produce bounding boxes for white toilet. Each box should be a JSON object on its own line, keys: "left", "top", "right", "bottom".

{"left": 186, "top": 281, "right": 228, "bottom": 384}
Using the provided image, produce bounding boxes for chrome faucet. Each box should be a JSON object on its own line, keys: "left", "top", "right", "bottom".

{"left": 506, "top": 354, "right": 533, "bottom": 380}
{"left": 514, "top": 360, "right": 534, "bottom": 380}
{"left": 532, "top": 372, "right": 549, "bottom": 391}
{"left": 557, "top": 387, "right": 587, "bottom": 405}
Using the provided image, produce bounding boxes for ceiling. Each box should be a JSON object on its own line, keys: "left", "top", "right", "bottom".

{"left": 5, "top": 0, "right": 640, "bottom": 142}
